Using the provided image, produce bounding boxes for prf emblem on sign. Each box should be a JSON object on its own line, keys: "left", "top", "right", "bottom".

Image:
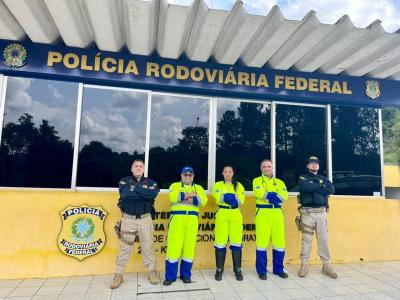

{"left": 366, "top": 80, "right": 381, "bottom": 99}
{"left": 3, "top": 43, "right": 27, "bottom": 68}
{"left": 58, "top": 205, "right": 108, "bottom": 261}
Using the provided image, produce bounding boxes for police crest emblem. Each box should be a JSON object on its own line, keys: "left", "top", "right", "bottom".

{"left": 3, "top": 43, "right": 27, "bottom": 68}
{"left": 58, "top": 205, "right": 108, "bottom": 261}
{"left": 366, "top": 80, "right": 380, "bottom": 99}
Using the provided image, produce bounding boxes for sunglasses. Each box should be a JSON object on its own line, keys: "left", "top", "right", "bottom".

{"left": 182, "top": 173, "right": 193, "bottom": 177}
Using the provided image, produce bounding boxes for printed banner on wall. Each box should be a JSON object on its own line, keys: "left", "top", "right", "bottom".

{"left": 58, "top": 205, "right": 108, "bottom": 261}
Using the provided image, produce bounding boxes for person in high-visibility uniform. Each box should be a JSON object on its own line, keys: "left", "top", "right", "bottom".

{"left": 163, "top": 166, "right": 208, "bottom": 286}
{"left": 212, "top": 165, "right": 245, "bottom": 281}
{"left": 253, "top": 159, "right": 289, "bottom": 280}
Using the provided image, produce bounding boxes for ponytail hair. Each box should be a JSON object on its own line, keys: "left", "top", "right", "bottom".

{"left": 223, "top": 165, "right": 238, "bottom": 192}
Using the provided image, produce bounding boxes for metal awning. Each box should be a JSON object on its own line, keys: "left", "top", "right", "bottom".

{"left": 1, "top": 0, "right": 400, "bottom": 80}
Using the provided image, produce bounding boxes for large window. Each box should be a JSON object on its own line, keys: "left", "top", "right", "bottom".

{"left": 216, "top": 100, "right": 271, "bottom": 190}
{"left": 0, "top": 77, "right": 78, "bottom": 188}
{"left": 332, "top": 106, "right": 382, "bottom": 195}
{"left": 77, "top": 87, "right": 148, "bottom": 187}
{"left": 148, "top": 94, "right": 209, "bottom": 189}
{"left": 0, "top": 75, "right": 386, "bottom": 196}
{"left": 276, "top": 104, "right": 327, "bottom": 191}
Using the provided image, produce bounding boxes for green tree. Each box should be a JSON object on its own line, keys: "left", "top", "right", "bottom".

{"left": 383, "top": 107, "right": 400, "bottom": 163}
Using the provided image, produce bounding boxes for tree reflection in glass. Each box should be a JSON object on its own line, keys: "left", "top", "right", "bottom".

{"left": 216, "top": 100, "right": 271, "bottom": 190}
{"left": 148, "top": 94, "right": 209, "bottom": 189}
{"left": 0, "top": 77, "right": 78, "bottom": 188}
{"left": 77, "top": 88, "right": 148, "bottom": 187}
{"left": 332, "top": 106, "right": 382, "bottom": 195}
{"left": 276, "top": 105, "right": 327, "bottom": 191}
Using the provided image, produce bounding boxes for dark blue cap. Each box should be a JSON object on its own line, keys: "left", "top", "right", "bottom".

{"left": 181, "top": 166, "right": 194, "bottom": 174}
{"left": 307, "top": 156, "right": 320, "bottom": 164}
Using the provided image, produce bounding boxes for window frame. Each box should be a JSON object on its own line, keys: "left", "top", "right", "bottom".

{"left": 0, "top": 75, "right": 385, "bottom": 197}
{"left": 74, "top": 83, "right": 151, "bottom": 190}
{"left": 330, "top": 104, "right": 384, "bottom": 197}
{"left": 0, "top": 75, "right": 79, "bottom": 190}
{"left": 274, "top": 101, "right": 328, "bottom": 195}
{"left": 0, "top": 75, "right": 6, "bottom": 157}
{"left": 149, "top": 91, "right": 212, "bottom": 192}
{"left": 214, "top": 96, "right": 272, "bottom": 192}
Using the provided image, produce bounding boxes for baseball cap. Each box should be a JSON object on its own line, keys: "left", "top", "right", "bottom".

{"left": 307, "top": 156, "right": 320, "bottom": 164}
{"left": 181, "top": 166, "right": 194, "bottom": 174}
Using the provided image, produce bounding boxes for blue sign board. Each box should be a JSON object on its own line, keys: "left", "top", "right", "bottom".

{"left": 0, "top": 39, "right": 399, "bottom": 107}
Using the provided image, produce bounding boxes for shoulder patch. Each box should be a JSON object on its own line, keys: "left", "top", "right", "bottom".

{"left": 256, "top": 186, "right": 261, "bottom": 189}
{"left": 215, "top": 189, "right": 220, "bottom": 193}
{"left": 119, "top": 180, "right": 127, "bottom": 185}
{"left": 282, "top": 188, "right": 287, "bottom": 191}
{"left": 299, "top": 176, "right": 306, "bottom": 180}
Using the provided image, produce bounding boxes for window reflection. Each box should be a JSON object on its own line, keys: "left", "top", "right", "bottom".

{"left": 276, "top": 105, "right": 327, "bottom": 191}
{"left": 148, "top": 94, "right": 209, "bottom": 189}
{"left": 216, "top": 100, "right": 271, "bottom": 190}
{"left": 77, "top": 87, "right": 148, "bottom": 187}
{"left": 0, "top": 77, "right": 78, "bottom": 188}
{"left": 332, "top": 106, "right": 382, "bottom": 195}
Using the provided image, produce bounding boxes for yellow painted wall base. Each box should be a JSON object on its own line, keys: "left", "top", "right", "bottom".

{"left": 384, "top": 164, "right": 400, "bottom": 187}
{"left": 0, "top": 190, "right": 399, "bottom": 279}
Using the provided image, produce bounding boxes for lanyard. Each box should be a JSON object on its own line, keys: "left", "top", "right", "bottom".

{"left": 181, "top": 182, "right": 197, "bottom": 193}
{"left": 261, "top": 174, "right": 277, "bottom": 191}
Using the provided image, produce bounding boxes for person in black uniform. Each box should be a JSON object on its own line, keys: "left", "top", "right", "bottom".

{"left": 297, "top": 156, "right": 337, "bottom": 278}
{"left": 110, "top": 159, "right": 160, "bottom": 289}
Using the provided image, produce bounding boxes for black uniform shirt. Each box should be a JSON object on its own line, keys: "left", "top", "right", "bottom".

{"left": 298, "top": 171, "right": 335, "bottom": 208}
{"left": 118, "top": 176, "right": 159, "bottom": 215}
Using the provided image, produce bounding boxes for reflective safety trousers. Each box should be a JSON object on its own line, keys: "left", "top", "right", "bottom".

{"left": 165, "top": 214, "right": 198, "bottom": 281}
{"left": 165, "top": 181, "right": 207, "bottom": 281}
{"left": 253, "top": 175, "right": 288, "bottom": 275}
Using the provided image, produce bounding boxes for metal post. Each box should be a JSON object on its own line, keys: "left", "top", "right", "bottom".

{"left": 271, "top": 102, "right": 276, "bottom": 176}
{"left": 0, "top": 75, "right": 8, "bottom": 148}
{"left": 207, "top": 97, "right": 217, "bottom": 191}
{"left": 326, "top": 104, "right": 333, "bottom": 181}
{"left": 144, "top": 91, "right": 152, "bottom": 177}
{"left": 71, "top": 83, "right": 84, "bottom": 190}
{"left": 378, "top": 108, "right": 385, "bottom": 197}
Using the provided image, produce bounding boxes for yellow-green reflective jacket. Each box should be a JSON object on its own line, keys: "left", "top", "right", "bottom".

{"left": 168, "top": 182, "right": 208, "bottom": 212}
{"left": 252, "top": 175, "right": 288, "bottom": 205}
{"left": 212, "top": 181, "right": 245, "bottom": 208}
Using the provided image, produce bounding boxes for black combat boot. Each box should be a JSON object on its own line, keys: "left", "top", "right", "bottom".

{"left": 232, "top": 250, "right": 243, "bottom": 281}
{"left": 215, "top": 248, "right": 226, "bottom": 281}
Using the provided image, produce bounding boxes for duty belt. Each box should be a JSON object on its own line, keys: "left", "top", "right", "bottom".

{"left": 170, "top": 210, "right": 199, "bottom": 216}
{"left": 123, "top": 212, "right": 151, "bottom": 219}
{"left": 300, "top": 207, "right": 326, "bottom": 213}
{"left": 256, "top": 204, "right": 281, "bottom": 209}
{"left": 218, "top": 205, "right": 239, "bottom": 209}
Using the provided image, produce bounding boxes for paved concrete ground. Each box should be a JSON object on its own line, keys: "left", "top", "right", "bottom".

{"left": 0, "top": 261, "right": 399, "bottom": 300}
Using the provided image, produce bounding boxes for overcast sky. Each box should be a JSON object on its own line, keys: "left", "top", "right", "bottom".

{"left": 170, "top": 0, "right": 400, "bottom": 32}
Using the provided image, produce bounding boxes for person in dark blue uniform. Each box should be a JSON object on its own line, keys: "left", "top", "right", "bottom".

{"left": 297, "top": 156, "right": 337, "bottom": 278}
{"left": 111, "top": 159, "right": 160, "bottom": 289}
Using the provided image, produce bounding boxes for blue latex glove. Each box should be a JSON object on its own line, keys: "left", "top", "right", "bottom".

{"left": 179, "top": 192, "right": 185, "bottom": 201}
{"left": 265, "top": 192, "right": 277, "bottom": 200}
{"left": 192, "top": 196, "right": 199, "bottom": 206}
{"left": 223, "top": 193, "right": 239, "bottom": 206}
{"left": 266, "top": 192, "right": 282, "bottom": 204}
